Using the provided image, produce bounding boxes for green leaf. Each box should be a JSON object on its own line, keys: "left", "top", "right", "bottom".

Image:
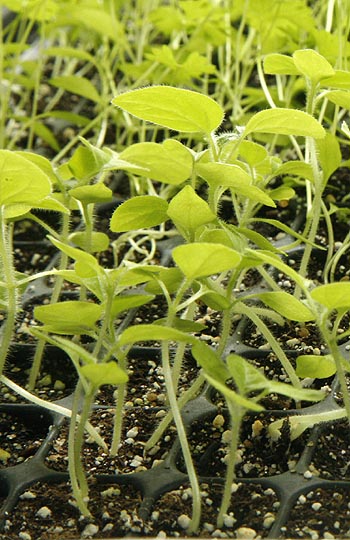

{"left": 268, "top": 186, "right": 295, "bottom": 201}
{"left": 119, "top": 324, "right": 196, "bottom": 346}
{"left": 246, "top": 249, "right": 306, "bottom": 288}
{"left": 296, "top": 354, "right": 336, "bottom": 378}
{"left": 263, "top": 53, "right": 301, "bottom": 75}
{"left": 32, "top": 195, "right": 69, "bottom": 214}
{"left": 226, "top": 354, "right": 267, "bottom": 395}
{"left": 156, "top": 317, "right": 207, "bottom": 333}
{"left": 15, "top": 151, "right": 57, "bottom": 185}
{"left": 80, "top": 361, "right": 128, "bottom": 388}
{"left": 310, "top": 282, "right": 350, "bottom": 311}
{"left": 322, "top": 70, "right": 350, "bottom": 88}
{"left": 67, "top": 145, "right": 108, "bottom": 181}
{"left": 110, "top": 196, "right": 168, "bottom": 232}
{"left": 257, "top": 291, "right": 315, "bottom": 322}
{"left": 0, "top": 150, "right": 52, "bottom": 216}
{"left": 316, "top": 132, "right": 341, "bottom": 182}
{"left": 60, "top": 6, "right": 123, "bottom": 42}
{"left": 110, "top": 294, "right": 155, "bottom": 318}
{"left": 34, "top": 301, "right": 102, "bottom": 334}
{"left": 244, "top": 108, "right": 326, "bottom": 139}
{"left": 238, "top": 140, "right": 269, "bottom": 167}
{"left": 266, "top": 381, "right": 326, "bottom": 402}
{"left": 205, "top": 374, "right": 264, "bottom": 412}
{"left": 119, "top": 140, "right": 193, "bottom": 185}
{"left": 69, "top": 232, "right": 110, "bottom": 253}
{"left": 112, "top": 86, "right": 224, "bottom": 133}
{"left": 326, "top": 90, "right": 350, "bottom": 109}
{"left": 172, "top": 243, "right": 241, "bottom": 280}
{"left": 167, "top": 186, "right": 216, "bottom": 239}
{"left": 191, "top": 341, "right": 230, "bottom": 382}
{"left": 199, "top": 291, "right": 232, "bottom": 311}
{"left": 145, "top": 267, "right": 184, "bottom": 295}
{"left": 49, "top": 76, "right": 102, "bottom": 104}
{"left": 44, "top": 46, "right": 98, "bottom": 66}
{"left": 249, "top": 219, "right": 320, "bottom": 248}
{"left": 196, "top": 162, "right": 276, "bottom": 207}
{"left": 48, "top": 236, "right": 101, "bottom": 278}
{"left": 69, "top": 184, "right": 113, "bottom": 204}
{"left": 271, "top": 161, "right": 314, "bottom": 182}
{"left": 292, "top": 49, "right": 335, "bottom": 84}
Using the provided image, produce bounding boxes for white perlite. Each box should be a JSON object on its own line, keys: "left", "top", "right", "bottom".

{"left": 263, "top": 512, "right": 275, "bottom": 529}
{"left": 223, "top": 514, "right": 235, "bottom": 528}
{"left": 235, "top": 526, "right": 257, "bottom": 539}
{"left": 126, "top": 427, "right": 139, "bottom": 438}
{"left": 36, "top": 506, "right": 52, "bottom": 519}
{"left": 19, "top": 533, "right": 32, "bottom": 540}
{"left": 19, "top": 491, "right": 36, "bottom": 500}
{"left": 177, "top": 514, "right": 191, "bottom": 529}
{"left": 81, "top": 523, "right": 99, "bottom": 537}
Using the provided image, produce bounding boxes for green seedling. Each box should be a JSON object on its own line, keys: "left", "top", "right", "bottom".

{"left": 0, "top": 149, "right": 68, "bottom": 379}
{"left": 192, "top": 340, "right": 325, "bottom": 528}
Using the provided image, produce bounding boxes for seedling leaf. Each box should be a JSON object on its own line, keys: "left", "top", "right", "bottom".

{"left": 69, "top": 184, "right": 113, "bottom": 204}
{"left": 296, "top": 354, "right": 336, "bottom": 378}
{"left": 244, "top": 108, "right": 326, "bottom": 139}
{"left": 196, "top": 162, "right": 275, "bottom": 207}
{"left": 69, "top": 232, "right": 109, "bottom": 253}
{"left": 110, "top": 294, "right": 155, "bottom": 318}
{"left": 0, "top": 150, "right": 51, "bottom": 215}
{"left": 310, "top": 282, "right": 350, "bottom": 310}
{"left": 172, "top": 243, "right": 241, "bottom": 279}
{"left": 119, "top": 324, "right": 196, "bottom": 346}
{"left": 192, "top": 341, "right": 230, "bottom": 382}
{"left": 112, "top": 86, "right": 224, "bottom": 133}
{"left": 80, "top": 361, "right": 128, "bottom": 388}
{"left": 167, "top": 185, "right": 216, "bottom": 238}
{"left": 110, "top": 196, "right": 168, "bottom": 232}
{"left": 263, "top": 53, "right": 300, "bottom": 75}
{"left": 257, "top": 291, "right": 315, "bottom": 322}
{"left": 292, "top": 49, "right": 335, "bottom": 84}
{"left": 34, "top": 301, "right": 102, "bottom": 334}
{"left": 49, "top": 76, "right": 102, "bottom": 104}
{"left": 120, "top": 140, "right": 193, "bottom": 185}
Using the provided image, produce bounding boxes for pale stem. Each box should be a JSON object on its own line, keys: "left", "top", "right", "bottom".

{"left": 161, "top": 341, "right": 201, "bottom": 533}
{"left": 68, "top": 381, "right": 92, "bottom": 517}
{"left": 144, "top": 373, "right": 205, "bottom": 452}
{"left": 217, "top": 403, "right": 243, "bottom": 528}
{"left": 0, "top": 213, "right": 18, "bottom": 376}
{"left": 235, "top": 302, "right": 301, "bottom": 389}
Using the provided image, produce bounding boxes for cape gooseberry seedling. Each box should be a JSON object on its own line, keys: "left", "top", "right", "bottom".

{"left": 2, "top": 60, "right": 350, "bottom": 533}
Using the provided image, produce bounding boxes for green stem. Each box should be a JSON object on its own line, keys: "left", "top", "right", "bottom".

{"left": 68, "top": 380, "right": 92, "bottom": 517}
{"left": 325, "top": 319, "right": 350, "bottom": 424}
{"left": 235, "top": 302, "right": 301, "bottom": 389}
{"left": 217, "top": 403, "right": 243, "bottom": 528}
{"left": 28, "top": 212, "right": 70, "bottom": 390}
{"left": 0, "top": 212, "right": 18, "bottom": 376}
{"left": 145, "top": 373, "right": 205, "bottom": 452}
{"left": 161, "top": 341, "right": 201, "bottom": 533}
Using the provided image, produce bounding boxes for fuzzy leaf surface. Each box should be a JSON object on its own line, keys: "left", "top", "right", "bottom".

{"left": 80, "top": 361, "right": 128, "bottom": 387}
{"left": 292, "top": 49, "right": 335, "bottom": 84}
{"left": 120, "top": 140, "right": 193, "bottom": 185}
{"left": 296, "top": 354, "right": 337, "bottom": 378}
{"left": 112, "top": 86, "right": 224, "bottom": 133}
{"left": 167, "top": 185, "right": 215, "bottom": 238}
{"left": 257, "top": 291, "right": 315, "bottom": 322}
{"left": 172, "top": 242, "right": 241, "bottom": 279}
{"left": 110, "top": 196, "right": 168, "bottom": 232}
{"left": 244, "top": 108, "right": 326, "bottom": 139}
{"left": 310, "top": 282, "right": 350, "bottom": 310}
